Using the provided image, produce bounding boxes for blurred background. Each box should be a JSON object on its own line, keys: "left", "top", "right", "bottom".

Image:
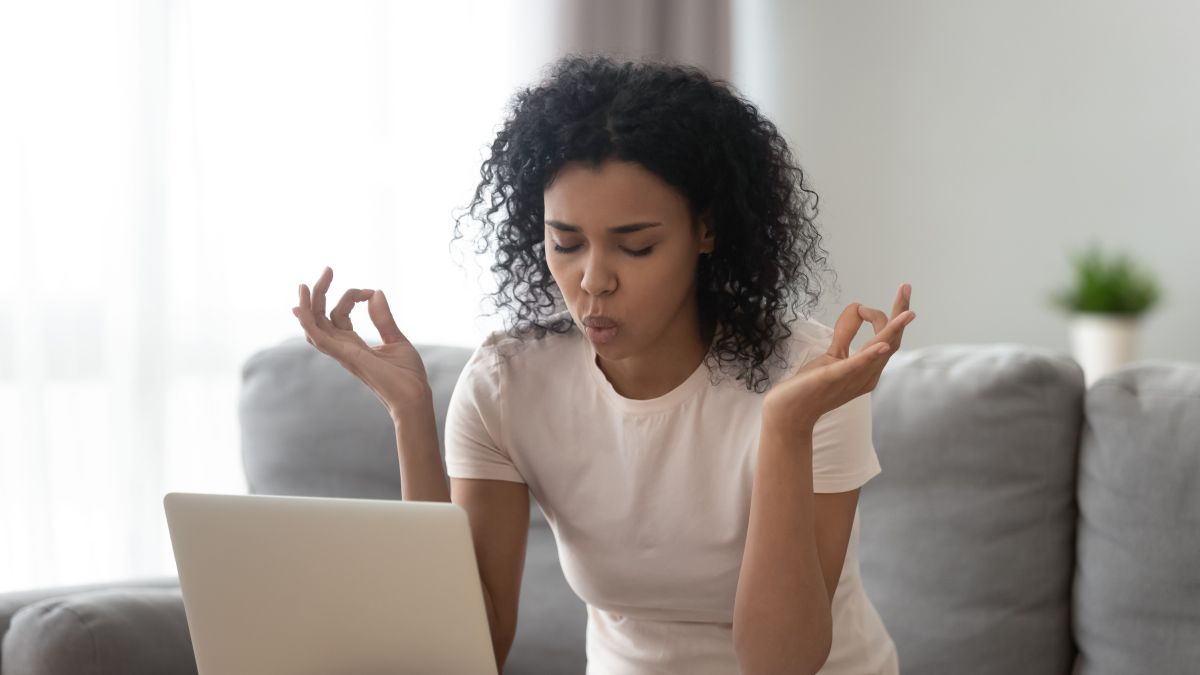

{"left": 0, "top": 0, "right": 1195, "bottom": 593}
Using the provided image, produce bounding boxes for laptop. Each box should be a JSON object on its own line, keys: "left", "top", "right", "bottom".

{"left": 163, "top": 492, "right": 498, "bottom": 675}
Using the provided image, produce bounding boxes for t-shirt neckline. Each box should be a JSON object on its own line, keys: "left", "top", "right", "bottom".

{"left": 581, "top": 331, "right": 713, "bottom": 414}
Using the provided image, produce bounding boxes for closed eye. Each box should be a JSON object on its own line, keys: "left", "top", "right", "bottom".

{"left": 552, "top": 243, "right": 654, "bottom": 257}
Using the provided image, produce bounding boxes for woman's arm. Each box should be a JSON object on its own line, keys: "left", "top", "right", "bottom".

{"left": 451, "top": 477, "right": 530, "bottom": 672}
{"left": 392, "top": 395, "right": 530, "bottom": 672}
{"left": 732, "top": 420, "right": 833, "bottom": 675}
{"left": 393, "top": 392, "right": 451, "bottom": 502}
{"left": 734, "top": 286, "right": 914, "bottom": 674}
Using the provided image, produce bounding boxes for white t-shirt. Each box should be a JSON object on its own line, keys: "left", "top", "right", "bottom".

{"left": 444, "top": 312, "right": 899, "bottom": 675}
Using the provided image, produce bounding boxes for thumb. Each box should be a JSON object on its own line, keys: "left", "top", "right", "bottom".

{"left": 368, "top": 289, "right": 408, "bottom": 345}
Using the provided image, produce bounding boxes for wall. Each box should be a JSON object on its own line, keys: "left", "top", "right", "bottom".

{"left": 733, "top": 0, "right": 1199, "bottom": 361}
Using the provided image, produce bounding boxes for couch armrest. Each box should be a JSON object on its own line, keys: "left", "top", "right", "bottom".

{"left": 1, "top": 581, "right": 195, "bottom": 675}
{"left": 0, "top": 577, "right": 179, "bottom": 645}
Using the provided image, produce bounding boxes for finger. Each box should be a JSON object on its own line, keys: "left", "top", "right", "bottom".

{"left": 892, "top": 282, "right": 912, "bottom": 319}
{"left": 330, "top": 288, "right": 374, "bottom": 331}
{"left": 833, "top": 340, "right": 890, "bottom": 373}
{"left": 312, "top": 266, "right": 333, "bottom": 319}
{"left": 293, "top": 291, "right": 330, "bottom": 349}
{"left": 829, "top": 341, "right": 891, "bottom": 392}
{"left": 857, "top": 305, "right": 889, "bottom": 335}
{"left": 859, "top": 313, "right": 915, "bottom": 358}
{"left": 880, "top": 309, "right": 916, "bottom": 346}
{"left": 368, "top": 289, "right": 409, "bottom": 345}
{"left": 296, "top": 284, "right": 323, "bottom": 333}
{"left": 294, "top": 295, "right": 370, "bottom": 365}
{"left": 866, "top": 339, "right": 902, "bottom": 390}
{"left": 857, "top": 342, "right": 893, "bottom": 385}
{"left": 295, "top": 282, "right": 350, "bottom": 354}
{"left": 829, "top": 303, "right": 867, "bottom": 359}
{"left": 299, "top": 282, "right": 332, "bottom": 333}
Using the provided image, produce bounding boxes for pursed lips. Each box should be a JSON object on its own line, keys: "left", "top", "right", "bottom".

{"left": 582, "top": 315, "right": 618, "bottom": 328}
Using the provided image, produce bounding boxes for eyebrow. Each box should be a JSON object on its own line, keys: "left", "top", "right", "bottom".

{"left": 545, "top": 220, "right": 664, "bottom": 235}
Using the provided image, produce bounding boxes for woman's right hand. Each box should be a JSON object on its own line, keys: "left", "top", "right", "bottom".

{"left": 292, "top": 266, "right": 432, "bottom": 418}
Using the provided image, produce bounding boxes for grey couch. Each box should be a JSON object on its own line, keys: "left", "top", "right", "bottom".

{"left": 2, "top": 337, "right": 1197, "bottom": 674}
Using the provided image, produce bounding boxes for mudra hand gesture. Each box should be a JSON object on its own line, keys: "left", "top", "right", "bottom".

{"left": 292, "top": 266, "right": 432, "bottom": 418}
{"left": 763, "top": 283, "right": 916, "bottom": 433}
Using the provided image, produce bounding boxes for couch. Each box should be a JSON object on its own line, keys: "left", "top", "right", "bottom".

{"left": 1, "top": 336, "right": 1197, "bottom": 674}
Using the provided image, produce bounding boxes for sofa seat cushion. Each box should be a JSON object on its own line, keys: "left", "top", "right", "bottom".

{"left": 2, "top": 585, "right": 195, "bottom": 675}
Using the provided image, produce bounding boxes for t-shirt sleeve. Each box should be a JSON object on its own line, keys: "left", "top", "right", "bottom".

{"left": 787, "top": 328, "right": 884, "bottom": 493}
{"left": 811, "top": 389, "right": 883, "bottom": 493}
{"left": 443, "top": 339, "right": 526, "bottom": 484}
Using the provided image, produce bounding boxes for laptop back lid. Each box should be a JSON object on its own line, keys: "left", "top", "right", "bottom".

{"left": 164, "top": 492, "right": 497, "bottom": 675}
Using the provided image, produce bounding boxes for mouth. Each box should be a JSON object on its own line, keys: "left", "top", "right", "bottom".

{"left": 584, "top": 324, "right": 620, "bottom": 344}
{"left": 581, "top": 313, "right": 620, "bottom": 344}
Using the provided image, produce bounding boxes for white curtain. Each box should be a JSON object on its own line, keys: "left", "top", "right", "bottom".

{"left": 556, "top": 0, "right": 731, "bottom": 80}
{"left": 0, "top": 0, "right": 564, "bottom": 593}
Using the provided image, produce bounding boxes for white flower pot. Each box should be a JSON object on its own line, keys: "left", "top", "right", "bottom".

{"left": 1068, "top": 312, "right": 1140, "bottom": 388}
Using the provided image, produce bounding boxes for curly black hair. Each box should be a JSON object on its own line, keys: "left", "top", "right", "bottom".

{"left": 450, "top": 53, "right": 837, "bottom": 394}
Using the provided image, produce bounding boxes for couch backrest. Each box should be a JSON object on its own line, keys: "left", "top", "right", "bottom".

{"left": 241, "top": 336, "right": 1200, "bottom": 675}
{"left": 1072, "top": 361, "right": 1200, "bottom": 675}
{"left": 859, "top": 344, "right": 1084, "bottom": 675}
{"left": 238, "top": 337, "right": 549, "bottom": 523}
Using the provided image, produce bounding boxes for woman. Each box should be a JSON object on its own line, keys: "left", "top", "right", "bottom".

{"left": 292, "top": 54, "right": 914, "bottom": 675}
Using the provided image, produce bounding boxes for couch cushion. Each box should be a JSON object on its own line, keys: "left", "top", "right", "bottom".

{"left": 1, "top": 586, "right": 195, "bottom": 675}
{"left": 0, "top": 577, "right": 181, "bottom": 666}
{"left": 239, "top": 338, "right": 550, "bottom": 525}
{"left": 1074, "top": 361, "right": 1200, "bottom": 675}
{"left": 859, "top": 344, "right": 1082, "bottom": 675}
{"left": 239, "top": 337, "right": 466, "bottom": 497}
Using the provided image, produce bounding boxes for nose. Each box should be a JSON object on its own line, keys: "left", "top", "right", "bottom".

{"left": 580, "top": 250, "right": 616, "bottom": 297}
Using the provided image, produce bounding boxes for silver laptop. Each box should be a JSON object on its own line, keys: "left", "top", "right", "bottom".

{"left": 163, "top": 492, "right": 498, "bottom": 675}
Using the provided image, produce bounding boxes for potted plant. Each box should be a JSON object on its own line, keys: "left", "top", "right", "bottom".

{"left": 1048, "top": 241, "right": 1162, "bottom": 387}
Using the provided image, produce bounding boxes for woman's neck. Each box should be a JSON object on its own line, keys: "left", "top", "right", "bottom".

{"left": 593, "top": 311, "right": 716, "bottom": 400}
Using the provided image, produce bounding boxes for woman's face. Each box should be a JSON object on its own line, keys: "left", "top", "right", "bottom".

{"left": 543, "top": 159, "right": 714, "bottom": 358}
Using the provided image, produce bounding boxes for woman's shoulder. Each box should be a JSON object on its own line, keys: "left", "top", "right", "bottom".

{"left": 787, "top": 314, "right": 836, "bottom": 352}
{"left": 774, "top": 315, "right": 837, "bottom": 378}
{"left": 471, "top": 309, "right": 583, "bottom": 371}
{"left": 708, "top": 314, "right": 836, "bottom": 392}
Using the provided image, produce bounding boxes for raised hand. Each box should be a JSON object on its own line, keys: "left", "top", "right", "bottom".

{"left": 763, "top": 283, "right": 916, "bottom": 433}
{"left": 292, "top": 266, "right": 432, "bottom": 418}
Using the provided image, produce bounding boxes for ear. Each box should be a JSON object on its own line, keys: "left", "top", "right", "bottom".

{"left": 698, "top": 212, "right": 716, "bottom": 254}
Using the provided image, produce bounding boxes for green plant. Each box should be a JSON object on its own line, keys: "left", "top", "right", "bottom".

{"left": 1048, "top": 241, "right": 1162, "bottom": 316}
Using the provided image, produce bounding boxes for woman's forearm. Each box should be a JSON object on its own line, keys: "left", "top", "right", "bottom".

{"left": 733, "top": 421, "right": 833, "bottom": 675}
{"left": 391, "top": 390, "right": 451, "bottom": 503}
{"left": 392, "top": 393, "right": 509, "bottom": 668}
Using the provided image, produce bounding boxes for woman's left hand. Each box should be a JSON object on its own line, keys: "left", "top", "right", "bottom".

{"left": 763, "top": 283, "right": 916, "bottom": 434}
